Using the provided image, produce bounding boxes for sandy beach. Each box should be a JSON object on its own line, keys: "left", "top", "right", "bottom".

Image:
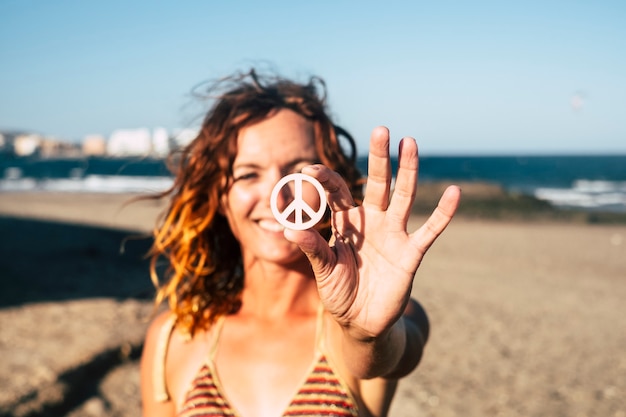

{"left": 1, "top": 191, "right": 625, "bottom": 417}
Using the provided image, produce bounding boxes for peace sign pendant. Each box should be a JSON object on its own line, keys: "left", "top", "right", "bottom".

{"left": 270, "top": 173, "right": 327, "bottom": 231}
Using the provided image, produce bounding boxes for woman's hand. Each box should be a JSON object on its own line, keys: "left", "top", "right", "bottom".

{"left": 284, "top": 126, "right": 460, "bottom": 341}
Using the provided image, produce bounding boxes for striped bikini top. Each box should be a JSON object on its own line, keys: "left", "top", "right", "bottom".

{"left": 153, "top": 308, "right": 359, "bottom": 417}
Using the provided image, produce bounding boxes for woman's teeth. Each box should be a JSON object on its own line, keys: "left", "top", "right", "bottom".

{"left": 258, "top": 219, "right": 285, "bottom": 232}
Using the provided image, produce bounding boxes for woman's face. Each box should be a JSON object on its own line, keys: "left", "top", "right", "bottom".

{"left": 221, "top": 108, "right": 320, "bottom": 266}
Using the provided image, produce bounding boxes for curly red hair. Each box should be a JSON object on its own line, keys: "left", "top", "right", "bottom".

{"left": 149, "top": 69, "right": 363, "bottom": 335}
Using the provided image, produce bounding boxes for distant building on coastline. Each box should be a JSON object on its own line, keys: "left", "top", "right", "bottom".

{"left": 106, "top": 127, "right": 184, "bottom": 157}
{"left": 13, "top": 134, "right": 41, "bottom": 156}
{"left": 152, "top": 127, "right": 170, "bottom": 157}
{"left": 82, "top": 135, "right": 107, "bottom": 156}
{"left": 39, "top": 137, "right": 82, "bottom": 158}
{"left": 107, "top": 128, "right": 152, "bottom": 157}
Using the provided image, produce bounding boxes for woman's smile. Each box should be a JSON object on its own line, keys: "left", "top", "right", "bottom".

{"left": 256, "top": 218, "right": 285, "bottom": 233}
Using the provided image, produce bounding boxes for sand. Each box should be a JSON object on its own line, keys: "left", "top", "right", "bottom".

{"left": 1, "top": 192, "right": 625, "bottom": 417}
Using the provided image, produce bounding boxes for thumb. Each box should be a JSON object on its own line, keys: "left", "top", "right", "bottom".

{"left": 284, "top": 228, "right": 336, "bottom": 278}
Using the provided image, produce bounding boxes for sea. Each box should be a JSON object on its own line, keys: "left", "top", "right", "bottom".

{"left": 1, "top": 155, "right": 626, "bottom": 213}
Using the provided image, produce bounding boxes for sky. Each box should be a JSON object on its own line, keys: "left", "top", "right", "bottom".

{"left": 1, "top": 0, "right": 625, "bottom": 155}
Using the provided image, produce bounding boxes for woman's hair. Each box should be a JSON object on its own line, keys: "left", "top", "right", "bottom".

{"left": 149, "top": 69, "right": 363, "bottom": 335}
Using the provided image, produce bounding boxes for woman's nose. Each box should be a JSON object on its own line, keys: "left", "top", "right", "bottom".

{"left": 264, "top": 170, "right": 293, "bottom": 210}
{"left": 271, "top": 179, "right": 294, "bottom": 211}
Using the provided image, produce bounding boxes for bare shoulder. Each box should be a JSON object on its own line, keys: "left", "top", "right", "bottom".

{"left": 140, "top": 310, "right": 177, "bottom": 417}
{"left": 142, "top": 310, "right": 178, "bottom": 373}
{"left": 144, "top": 311, "right": 175, "bottom": 354}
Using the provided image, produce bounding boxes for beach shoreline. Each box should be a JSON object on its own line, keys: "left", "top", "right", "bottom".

{"left": 1, "top": 191, "right": 625, "bottom": 416}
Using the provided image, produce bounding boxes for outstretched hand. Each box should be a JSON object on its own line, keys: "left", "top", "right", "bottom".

{"left": 284, "top": 127, "right": 460, "bottom": 340}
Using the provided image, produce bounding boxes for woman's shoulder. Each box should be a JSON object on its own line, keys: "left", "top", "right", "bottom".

{"left": 145, "top": 311, "right": 178, "bottom": 348}
{"left": 141, "top": 311, "right": 178, "bottom": 402}
{"left": 141, "top": 310, "right": 214, "bottom": 409}
{"left": 143, "top": 310, "right": 208, "bottom": 371}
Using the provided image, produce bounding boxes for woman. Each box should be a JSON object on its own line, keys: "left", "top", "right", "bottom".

{"left": 140, "top": 69, "right": 460, "bottom": 417}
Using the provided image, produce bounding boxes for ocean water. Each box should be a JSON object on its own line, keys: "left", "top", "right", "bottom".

{"left": 403, "top": 155, "right": 626, "bottom": 213}
{"left": 1, "top": 155, "right": 626, "bottom": 213}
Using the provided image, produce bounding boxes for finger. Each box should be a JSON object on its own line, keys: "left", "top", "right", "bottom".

{"left": 284, "top": 228, "right": 336, "bottom": 278}
{"left": 301, "top": 165, "right": 355, "bottom": 212}
{"left": 362, "top": 127, "right": 392, "bottom": 211}
{"left": 409, "top": 185, "right": 461, "bottom": 255}
{"left": 386, "top": 137, "right": 419, "bottom": 231}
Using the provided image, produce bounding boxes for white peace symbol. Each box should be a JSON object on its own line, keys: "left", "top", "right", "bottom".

{"left": 270, "top": 173, "right": 327, "bottom": 231}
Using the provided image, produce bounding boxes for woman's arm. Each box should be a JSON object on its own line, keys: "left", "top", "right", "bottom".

{"left": 329, "top": 299, "right": 429, "bottom": 417}
{"left": 337, "top": 297, "right": 429, "bottom": 380}
{"left": 381, "top": 297, "right": 429, "bottom": 379}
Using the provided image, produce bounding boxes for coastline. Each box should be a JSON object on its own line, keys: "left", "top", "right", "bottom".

{"left": 1, "top": 191, "right": 625, "bottom": 416}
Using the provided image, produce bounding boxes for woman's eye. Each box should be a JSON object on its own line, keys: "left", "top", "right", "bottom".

{"left": 234, "top": 172, "right": 257, "bottom": 182}
{"left": 293, "top": 162, "right": 317, "bottom": 174}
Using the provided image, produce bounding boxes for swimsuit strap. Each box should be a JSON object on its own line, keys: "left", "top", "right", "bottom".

{"left": 206, "top": 315, "right": 226, "bottom": 362}
{"left": 153, "top": 314, "right": 178, "bottom": 402}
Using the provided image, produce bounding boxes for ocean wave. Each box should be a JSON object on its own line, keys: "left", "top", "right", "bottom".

{"left": 534, "top": 180, "right": 626, "bottom": 212}
{"left": 0, "top": 175, "right": 173, "bottom": 194}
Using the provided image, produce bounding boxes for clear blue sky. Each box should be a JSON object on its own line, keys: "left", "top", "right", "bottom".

{"left": 1, "top": 0, "right": 625, "bottom": 155}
